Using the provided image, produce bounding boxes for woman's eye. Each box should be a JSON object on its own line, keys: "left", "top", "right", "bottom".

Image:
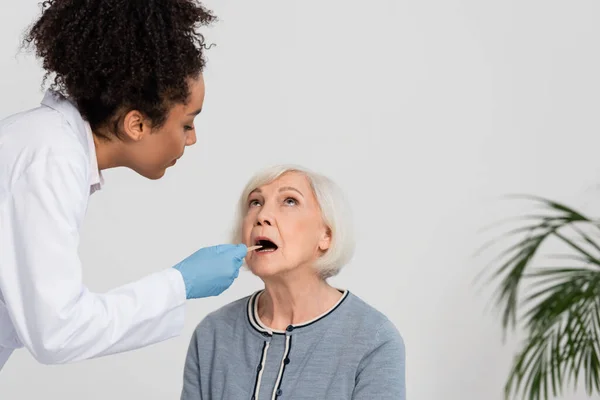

{"left": 249, "top": 199, "right": 261, "bottom": 207}
{"left": 284, "top": 197, "right": 297, "bottom": 206}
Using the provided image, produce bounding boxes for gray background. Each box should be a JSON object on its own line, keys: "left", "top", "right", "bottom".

{"left": 1, "top": 0, "right": 600, "bottom": 399}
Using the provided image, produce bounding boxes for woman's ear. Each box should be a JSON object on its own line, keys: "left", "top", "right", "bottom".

{"left": 318, "top": 227, "right": 332, "bottom": 252}
{"left": 122, "top": 110, "right": 150, "bottom": 142}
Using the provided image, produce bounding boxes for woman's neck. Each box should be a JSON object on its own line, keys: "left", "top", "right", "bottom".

{"left": 257, "top": 272, "right": 343, "bottom": 331}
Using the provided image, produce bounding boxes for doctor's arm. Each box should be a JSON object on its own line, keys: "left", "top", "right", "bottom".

{"left": 352, "top": 320, "right": 406, "bottom": 400}
{"left": 0, "top": 153, "right": 187, "bottom": 364}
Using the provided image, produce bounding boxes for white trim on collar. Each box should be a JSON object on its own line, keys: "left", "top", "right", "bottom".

{"left": 247, "top": 289, "right": 349, "bottom": 335}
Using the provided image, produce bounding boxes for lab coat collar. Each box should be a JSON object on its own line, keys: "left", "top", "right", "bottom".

{"left": 41, "top": 90, "right": 104, "bottom": 192}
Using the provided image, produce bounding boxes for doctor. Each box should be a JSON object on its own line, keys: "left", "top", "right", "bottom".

{"left": 0, "top": 1, "right": 246, "bottom": 370}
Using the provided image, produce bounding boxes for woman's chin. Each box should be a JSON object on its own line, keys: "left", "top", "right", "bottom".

{"left": 247, "top": 262, "right": 288, "bottom": 279}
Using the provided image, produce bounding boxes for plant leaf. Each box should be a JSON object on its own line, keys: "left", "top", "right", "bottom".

{"left": 480, "top": 196, "right": 600, "bottom": 399}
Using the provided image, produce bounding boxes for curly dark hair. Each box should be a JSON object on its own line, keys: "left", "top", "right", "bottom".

{"left": 23, "top": 0, "right": 216, "bottom": 140}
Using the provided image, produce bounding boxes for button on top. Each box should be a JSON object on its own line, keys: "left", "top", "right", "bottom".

{"left": 286, "top": 325, "right": 294, "bottom": 332}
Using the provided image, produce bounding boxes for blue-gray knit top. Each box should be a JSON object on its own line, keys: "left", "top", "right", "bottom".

{"left": 180, "top": 290, "right": 406, "bottom": 400}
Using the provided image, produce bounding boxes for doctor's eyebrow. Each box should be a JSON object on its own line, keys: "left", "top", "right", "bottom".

{"left": 187, "top": 108, "right": 202, "bottom": 116}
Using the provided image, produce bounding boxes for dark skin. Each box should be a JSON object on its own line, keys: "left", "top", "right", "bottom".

{"left": 22, "top": 0, "right": 215, "bottom": 180}
{"left": 95, "top": 75, "right": 205, "bottom": 180}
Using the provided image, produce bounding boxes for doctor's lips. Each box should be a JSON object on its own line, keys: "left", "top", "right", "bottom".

{"left": 253, "top": 236, "right": 279, "bottom": 253}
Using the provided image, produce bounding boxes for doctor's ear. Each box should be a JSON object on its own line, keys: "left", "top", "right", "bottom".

{"left": 122, "top": 110, "right": 151, "bottom": 142}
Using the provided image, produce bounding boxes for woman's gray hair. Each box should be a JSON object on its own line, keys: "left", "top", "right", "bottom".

{"left": 230, "top": 164, "right": 355, "bottom": 279}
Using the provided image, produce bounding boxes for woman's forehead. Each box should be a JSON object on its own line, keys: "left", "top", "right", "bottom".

{"left": 251, "top": 172, "right": 310, "bottom": 195}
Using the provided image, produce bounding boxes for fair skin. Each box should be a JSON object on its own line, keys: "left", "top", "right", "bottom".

{"left": 93, "top": 74, "right": 205, "bottom": 180}
{"left": 243, "top": 172, "right": 343, "bottom": 330}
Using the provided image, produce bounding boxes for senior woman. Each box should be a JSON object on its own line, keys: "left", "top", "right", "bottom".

{"left": 180, "top": 165, "right": 406, "bottom": 400}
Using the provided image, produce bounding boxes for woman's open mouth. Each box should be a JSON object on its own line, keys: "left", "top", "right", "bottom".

{"left": 255, "top": 239, "right": 278, "bottom": 253}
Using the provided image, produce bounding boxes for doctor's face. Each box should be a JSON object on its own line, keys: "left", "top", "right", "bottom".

{"left": 242, "top": 172, "right": 331, "bottom": 279}
{"left": 125, "top": 75, "right": 205, "bottom": 179}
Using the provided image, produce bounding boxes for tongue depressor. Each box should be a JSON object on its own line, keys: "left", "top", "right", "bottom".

{"left": 247, "top": 245, "right": 263, "bottom": 253}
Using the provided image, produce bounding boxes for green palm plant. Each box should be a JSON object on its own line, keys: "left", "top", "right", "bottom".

{"left": 480, "top": 195, "right": 600, "bottom": 400}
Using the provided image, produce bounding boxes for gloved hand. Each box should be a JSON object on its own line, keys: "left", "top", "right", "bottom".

{"left": 172, "top": 244, "right": 247, "bottom": 299}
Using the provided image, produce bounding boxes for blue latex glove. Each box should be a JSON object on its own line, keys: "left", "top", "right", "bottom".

{"left": 173, "top": 244, "right": 247, "bottom": 299}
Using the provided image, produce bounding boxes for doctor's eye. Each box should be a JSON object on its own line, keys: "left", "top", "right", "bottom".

{"left": 184, "top": 125, "right": 194, "bottom": 131}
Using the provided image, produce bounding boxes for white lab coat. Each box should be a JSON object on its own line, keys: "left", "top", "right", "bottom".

{"left": 0, "top": 91, "right": 187, "bottom": 370}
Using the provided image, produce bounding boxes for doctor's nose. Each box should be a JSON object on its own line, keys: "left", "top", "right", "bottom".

{"left": 186, "top": 129, "right": 197, "bottom": 146}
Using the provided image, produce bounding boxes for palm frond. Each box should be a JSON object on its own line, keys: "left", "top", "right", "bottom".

{"left": 480, "top": 196, "right": 600, "bottom": 399}
{"left": 503, "top": 267, "right": 600, "bottom": 399}
{"left": 483, "top": 197, "right": 595, "bottom": 333}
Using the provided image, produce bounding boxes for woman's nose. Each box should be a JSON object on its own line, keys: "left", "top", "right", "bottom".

{"left": 256, "top": 209, "right": 273, "bottom": 226}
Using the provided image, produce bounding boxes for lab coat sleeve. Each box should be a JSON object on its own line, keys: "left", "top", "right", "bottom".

{"left": 352, "top": 320, "right": 406, "bottom": 400}
{"left": 0, "top": 152, "right": 187, "bottom": 364}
